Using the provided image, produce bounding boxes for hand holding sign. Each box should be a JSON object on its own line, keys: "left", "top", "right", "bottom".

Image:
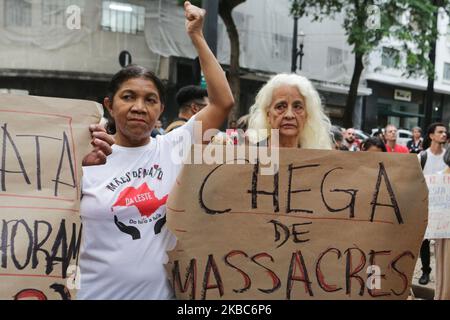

{"left": 82, "top": 124, "right": 114, "bottom": 166}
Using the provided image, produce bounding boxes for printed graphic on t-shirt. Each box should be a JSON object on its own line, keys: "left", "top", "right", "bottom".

{"left": 110, "top": 182, "right": 169, "bottom": 240}
{"left": 112, "top": 183, "right": 168, "bottom": 217}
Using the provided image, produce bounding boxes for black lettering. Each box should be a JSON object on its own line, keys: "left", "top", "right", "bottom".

{"left": 368, "top": 250, "right": 391, "bottom": 297}
{"left": 32, "top": 220, "right": 53, "bottom": 269}
{"left": 390, "top": 251, "right": 415, "bottom": 296}
{"left": 11, "top": 220, "right": 32, "bottom": 270}
{"left": 201, "top": 254, "right": 224, "bottom": 299}
{"left": 316, "top": 248, "right": 343, "bottom": 292}
{"left": 287, "top": 164, "right": 319, "bottom": 214}
{"left": 269, "top": 220, "right": 290, "bottom": 248}
{"left": 345, "top": 247, "right": 366, "bottom": 296}
{"left": 52, "top": 132, "right": 76, "bottom": 196}
{"left": 16, "top": 135, "right": 61, "bottom": 190}
{"left": 1, "top": 123, "right": 31, "bottom": 191}
{"left": 321, "top": 167, "right": 358, "bottom": 218}
{"left": 291, "top": 222, "right": 312, "bottom": 243}
{"left": 224, "top": 250, "right": 251, "bottom": 294}
{"left": 286, "top": 250, "right": 313, "bottom": 299}
{"left": 370, "top": 162, "right": 403, "bottom": 224}
{"left": 251, "top": 252, "right": 281, "bottom": 294}
{"left": 46, "top": 220, "right": 82, "bottom": 278}
{"left": 172, "top": 259, "right": 197, "bottom": 300}
{"left": 247, "top": 160, "right": 279, "bottom": 212}
{"left": 199, "top": 164, "right": 232, "bottom": 215}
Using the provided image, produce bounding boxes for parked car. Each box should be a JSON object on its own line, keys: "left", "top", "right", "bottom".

{"left": 354, "top": 129, "right": 370, "bottom": 142}
{"left": 371, "top": 128, "right": 412, "bottom": 146}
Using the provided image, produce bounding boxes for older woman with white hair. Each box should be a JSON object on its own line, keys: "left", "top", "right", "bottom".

{"left": 248, "top": 73, "right": 332, "bottom": 149}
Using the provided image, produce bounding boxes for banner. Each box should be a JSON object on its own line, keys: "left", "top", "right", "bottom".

{"left": 425, "top": 174, "right": 450, "bottom": 239}
{"left": 0, "top": 94, "right": 102, "bottom": 300}
{"left": 166, "top": 147, "right": 428, "bottom": 300}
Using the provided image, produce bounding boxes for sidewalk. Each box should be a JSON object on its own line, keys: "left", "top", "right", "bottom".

{"left": 410, "top": 241, "right": 436, "bottom": 300}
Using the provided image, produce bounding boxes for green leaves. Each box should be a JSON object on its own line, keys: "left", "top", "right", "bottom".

{"left": 290, "top": 0, "right": 447, "bottom": 78}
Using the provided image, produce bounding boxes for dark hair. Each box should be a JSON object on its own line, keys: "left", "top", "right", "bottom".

{"left": 105, "top": 64, "right": 166, "bottom": 134}
{"left": 361, "top": 137, "right": 387, "bottom": 152}
{"left": 175, "top": 85, "right": 208, "bottom": 110}
{"left": 422, "top": 122, "right": 446, "bottom": 150}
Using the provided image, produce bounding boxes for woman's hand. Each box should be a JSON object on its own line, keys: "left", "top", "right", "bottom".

{"left": 82, "top": 124, "right": 114, "bottom": 166}
{"left": 184, "top": 1, "right": 205, "bottom": 39}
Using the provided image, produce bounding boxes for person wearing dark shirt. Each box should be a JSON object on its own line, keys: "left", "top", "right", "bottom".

{"left": 407, "top": 126, "right": 423, "bottom": 154}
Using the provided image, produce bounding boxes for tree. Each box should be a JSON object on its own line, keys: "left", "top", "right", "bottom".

{"left": 178, "top": 0, "right": 246, "bottom": 124}
{"left": 219, "top": 0, "right": 246, "bottom": 124}
{"left": 291, "top": 0, "right": 438, "bottom": 128}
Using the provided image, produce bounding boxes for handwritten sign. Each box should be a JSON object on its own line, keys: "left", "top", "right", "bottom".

{"left": 0, "top": 94, "right": 101, "bottom": 299}
{"left": 166, "top": 147, "right": 428, "bottom": 300}
{"left": 424, "top": 174, "right": 450, "bottom": 239}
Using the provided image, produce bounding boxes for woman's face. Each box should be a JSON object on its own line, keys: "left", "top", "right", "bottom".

{"left": 267, "top": 85, "right": 307, "bottom": 139}
{"left": 105, "top": 77, "right": 164, "bottom": 147}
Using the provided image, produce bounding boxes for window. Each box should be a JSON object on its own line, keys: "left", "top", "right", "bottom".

{"left": 381, "top": 47, "right": 399, "bottom": 68}
{"left": 4, "top": 0, "right": 32, "bottom": 27}
{"left": 271, "top": 34, "right": 291, "bottom": 60}
{"left": 41, "top": 0, "right": 84, "bottom": 27}
{"left": 444, "top": 62, "right": 450, "bottom": 81}
{"left": 327, "top": 47, "right": 343, "bottom": 67}
{"left": 101, "top": 1, "right": 145, "bottom": 34}
{"left": 42, "top": 0, "right": 84, "bottom": 27}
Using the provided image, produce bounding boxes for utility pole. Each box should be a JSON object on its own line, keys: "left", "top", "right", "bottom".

{"left": 202, "top": 0, "right": 219, "bottom": 56}
{"left": 291, "top": 14, "right": 299, "bottom": 73}
{"left": 424, "top": 0, "right": 442, "bottom": 130}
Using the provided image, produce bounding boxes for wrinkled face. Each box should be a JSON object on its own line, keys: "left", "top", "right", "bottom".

{"left": 105, "top": 77, "right": 164, "bottom": 147}
{"left": 267, "top": 86, "right": 307, "bottom": 139}
{"left": 430, "top": 126, "right": 447, "bottom": 144}
{"left": 385, "top": 126, "right": 398, "bottom": 142}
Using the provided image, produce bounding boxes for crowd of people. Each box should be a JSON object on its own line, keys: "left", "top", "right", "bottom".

{"left": 78, "top": 1, "right": 450, "bottom": 300}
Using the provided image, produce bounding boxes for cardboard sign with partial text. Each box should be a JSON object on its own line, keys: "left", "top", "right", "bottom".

{"left": 0, "top": 94, "right": 101, "bottom": 300}
{"left": 167, "top": 147, "right": 428, "bottom": 300}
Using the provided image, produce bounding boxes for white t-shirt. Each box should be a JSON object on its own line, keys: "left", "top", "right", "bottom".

{"left": 420, "top": 148, "right": 447, "bottom": 175}
{"left": 78, "top": 117, "right": 196, "bottom": 300}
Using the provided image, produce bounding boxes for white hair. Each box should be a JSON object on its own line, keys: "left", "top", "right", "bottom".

{"left": 248, "top": 73, "right": 332, "bottom": 150}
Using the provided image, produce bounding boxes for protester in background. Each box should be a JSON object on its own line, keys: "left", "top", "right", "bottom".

{"left": 237, "top": 114, "right": 249, "bottom": 131}
{"left": 247, "top": 73, "right": 332, "bottom": 149}
{"left": 79, "top": 1, "right": 234, "bottom": 299}
{"left": 384, "top": 124, "right": 408, "bottom": 153}
{"left": 331, "top": 126, "right": 348, "bottom": 151}
{"left": 435, "top": 147, "right": 450, "bottom": 299}
{"left": 418, "top": 122, "right": 448, "bottom": 286}
{"left": 226, "top": 120, "right": 239, "bottom": 145}
{"left": 407, "top": 126, "right": 423, "bottom": 154}
{"left": 373, "top": 128, "right": 385, "bottom": 143}
{"left": 342, "top": 128, "right": 360, "bottom": 151}
{"left": 165, "top": 85, "right": 208, "bottom": 133}
{"left": 361, "top": 137, "right": 387, "bottom": 152}
{"left": 151, "top": 120, "right": 165, "bottom": 137}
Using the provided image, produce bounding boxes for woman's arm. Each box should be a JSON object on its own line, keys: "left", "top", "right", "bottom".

{"left": 184, "top": 1, "right": 234, "bottom": 142}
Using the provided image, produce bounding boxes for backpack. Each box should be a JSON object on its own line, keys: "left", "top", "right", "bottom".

{"left": 419, "top": 150, "right": 427, "bottom": 170}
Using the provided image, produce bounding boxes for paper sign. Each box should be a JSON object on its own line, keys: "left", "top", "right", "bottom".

{"left": 424, "top": 174, "right": 450, "bottom": 239}
{"left": 0, "top": 94, "right": 102, "bottom": 300}
{"left": 166, "top": 147, "right": 428, "bottom": 300}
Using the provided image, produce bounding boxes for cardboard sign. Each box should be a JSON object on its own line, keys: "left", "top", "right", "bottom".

{"left": 166, "top": 147, "right": 428, "bottom": 300}
{"left": 424, "top": 174, "right": 450, "bottom": 239}
{"left": 0, "top": 94, "right": 102, "bottom": 300}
